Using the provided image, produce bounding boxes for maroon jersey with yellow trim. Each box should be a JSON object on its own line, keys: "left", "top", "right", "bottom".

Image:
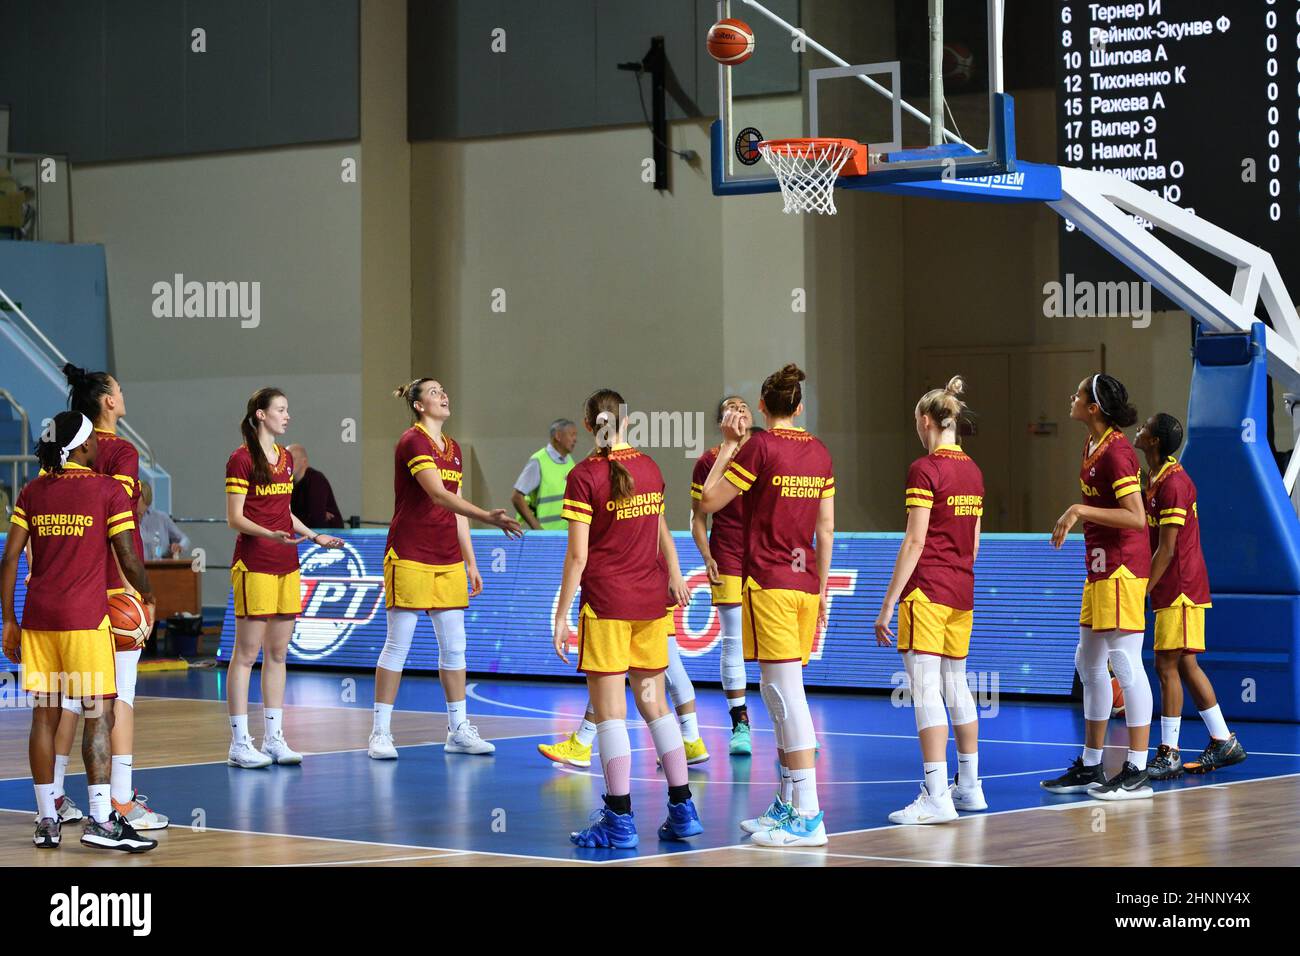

{"left": 724, "top": 427, "right": 834, "bottom": 595}
{"left": 385, "top": 425, "right": 464, "bottom": 567}
{"left": 1145, "top": 458, "right": 1211, "bottom": 609}
{"left": 560, "top": 445, "right": 669, "bottom": 620}
{"left": 225, "top": 444, "right": 298, "bottom": 574}
{"left": 691, "top": 446, "right": 744, "bottom": 576}
{"left": 902, "top": 444, "right": 984, "bottom": 610}
{"left": 11, "top": 464, "right": 135, "bottom": 630}
{"left": 94, "top": 428, "right": 145, "bottom": 589}
{"left": 1079, "top": 428, "right": 1150, "bottom": 581}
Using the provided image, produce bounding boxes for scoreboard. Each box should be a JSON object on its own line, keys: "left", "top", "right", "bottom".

{"left": 1056, "top": 1, "right": 1300, "bottom": 295}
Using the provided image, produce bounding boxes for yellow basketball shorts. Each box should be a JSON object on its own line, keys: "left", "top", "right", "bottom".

{"left": 383, "top": 557, "right": 468, "bottom": 611}
{"left": 576, "top": 605, "right": 669, "bottom": 675}
{"left": 1154, "top": 605, "right": 1208, "bottom": 654}
{"left": 1079, "top": 573, "right": 1148, "bottom": 633}
{"left": 21, "top": 620, "right": 118, "bottom": 699}
{"left": 898, "top": 596, "right": 974, "bottom": 659}
{"left": 741, "top": 581, "right": 819, "bottom": 665}
{"left": 710, "top": 573, "right": 742, "bottom": 607}
{"left": 231, "top": 566, "right": 302, "bottom": 618}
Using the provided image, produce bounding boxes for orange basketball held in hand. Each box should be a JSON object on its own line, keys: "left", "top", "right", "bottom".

{"left": 1111, "top": 676, "right": 1126, "bottom": 718}
{"left": 108, "top": 592, "right": 151, "bottom": 650}
{"left": 707, "top": 18, "right": 755, "bottom": 65}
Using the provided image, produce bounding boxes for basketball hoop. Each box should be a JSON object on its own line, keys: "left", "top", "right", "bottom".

{"left": 758, "top": 138, "right": 870, "bottom": 215}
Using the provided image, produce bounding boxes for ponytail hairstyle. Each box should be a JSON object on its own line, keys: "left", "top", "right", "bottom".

{"left": 240, "top": 387, "right": 286, "bottom": 485}
{"left": 916, "top": 375, "right": 969, "bottom": 433}
{"left": 393, "top": 377, "right": 436, "bottom": 422}
{"left": 760, "top": 364, "right": 806, "bottom": 417}
{"left": 585, "top": 387, "right": 634, "bottom": 501}
{"left": 36, "top": 411, "right": 94, "bottom": 475}
{"left": 1088, "top": 373, "right": 1138, "bottom": 428}
{"left": 63, "top": 363, "right": 114, "bottom": 423}
{"left": 1150, "top": 412, "right": 1184, "bottom": 459}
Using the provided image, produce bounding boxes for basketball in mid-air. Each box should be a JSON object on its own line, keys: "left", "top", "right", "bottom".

{"left": 707, "top": 19, "right": 755, "bottom": 65}
{"left": 108, "top": 592, "right": 151, "bottom": 650}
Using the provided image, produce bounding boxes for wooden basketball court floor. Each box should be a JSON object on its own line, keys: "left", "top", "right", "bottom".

{"left": 1, "top": 669, "right": 1297, "bottom": 867}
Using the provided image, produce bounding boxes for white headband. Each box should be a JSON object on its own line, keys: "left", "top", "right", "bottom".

{"left": 61, "top": 414, "right": 94, "bottom": 466}
{"left": 1090, "top": 373, "right": 1106, "bottom": 415}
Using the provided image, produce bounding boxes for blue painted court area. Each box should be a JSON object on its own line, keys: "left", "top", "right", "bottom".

{"left": 5, "top": 670, "right": 1299, "bottom": 863}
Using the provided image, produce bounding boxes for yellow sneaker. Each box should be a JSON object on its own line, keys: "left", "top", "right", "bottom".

{"left": 684, "top": 736, "right": 710, "bottom": 765}
{"left": 537, "top": 733, "right": 592, "bottom": 768}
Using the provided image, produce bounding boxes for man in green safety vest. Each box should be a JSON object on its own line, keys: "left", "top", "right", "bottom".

{"left": 511, "top": 419, "right": 578, "bottom": 530}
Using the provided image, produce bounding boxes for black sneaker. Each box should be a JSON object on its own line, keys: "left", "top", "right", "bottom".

{"left": 33, "top": 817, "right": 61, "bottom": 849}
{"left": 1091, "top": 761, "right": 1153, "bottom": 801}
{"left": 1184, "top": 733, "right": 1247, "bottom": 775}
{"left": 81, "top": 811, "right": 158, "bottom": 853}
{"left": 1040, "top": 757, "right": 1107, "bottom": 794}
{"left": 1147, "top": 744, "right": 1184, "bottom": 781}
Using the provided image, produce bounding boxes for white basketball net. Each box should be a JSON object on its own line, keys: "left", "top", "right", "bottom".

{"left": 759, "top": 140, "right": 856, "bottom": 215}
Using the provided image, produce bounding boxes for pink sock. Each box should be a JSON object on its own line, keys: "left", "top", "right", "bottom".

{"left": 649, "top": 713, "right": 688, "bottom": 787}
{"left": 596, "top": 719, "right": 632, "bottom": 796}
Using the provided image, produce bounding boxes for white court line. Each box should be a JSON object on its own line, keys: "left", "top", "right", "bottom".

{"left": 260, "top": 852, "right": 466, "bottom": 867}
{"left": 554, "top": 763, "right": 1065, "bottom": 787}
{"left": 741, "top": 845, "right": 1002, "bottom": 867}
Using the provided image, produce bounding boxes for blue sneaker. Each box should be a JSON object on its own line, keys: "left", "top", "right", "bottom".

{"left": 740, "top": 793, "right": 794, "bottom": 834}
{"left": 728, "top": 721, "right": 752, "bottom": 755}
{"left": 570, "top": 805, "right": 638, "bottom": 848}
{"left": 750, "top": 809, "right": 828, "bottom": 847}
{"left": 658, "top": 798, "right": 704, "bottom": 841}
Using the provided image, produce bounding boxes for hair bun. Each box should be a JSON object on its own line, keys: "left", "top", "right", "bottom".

{"left": 944, "top": 375, "right": 965, "bottom": 397}
{"left": 62, "top": 363, "right": 86, "bottom": 385}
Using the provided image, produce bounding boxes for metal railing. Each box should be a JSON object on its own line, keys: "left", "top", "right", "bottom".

{"left": 0, "top": 388, "right": 38, "bottom": 509}
{"left": 0, "top": 283, "right": 157, "bottom": 468}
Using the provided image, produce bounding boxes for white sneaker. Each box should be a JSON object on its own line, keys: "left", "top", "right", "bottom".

{"left": 368, "top": 731, "right": 398, "bottom": 760}
{"left": 749, "top": 810, "right": 828, "bottom": 847}
{"left": 445, "top": 722, "right": 495, "bottom": 755}
{"left": 260, "top": 732, "right": 303, "bottom": 765}
{"left": 888, "top": 785, "right": 959, "bottom": 825}
{"left": 228, "top": 736, "right": 273, "bottom": 769}
{"left": 951, "top": 781, "right": 988, "bottom": 811}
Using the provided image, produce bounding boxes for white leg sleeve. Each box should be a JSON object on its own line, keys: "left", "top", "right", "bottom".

{"left": 717, "top": 606, "right": 746, "bottom": 691}
{"left": 113, "top": 648, "right": 141, "bottom": 708}
{"left": 663, "top": 636, "right": 695, "bottom": 708}
{"left": 1077, "top": 626, "right": 1112, "bottom": 722}
{"left": 760, "top": 660, "right": 815, "bottom": 754}
{"left": 377, "top": 609, "right": 418, "bottom": 672}
{"left": 431, "top": 609, "right": 467, "bottom": 671}
{"left": 940, "top": 656, "right": 977, "bottom": 726}
{"left": 61, "top": 695, "right": 84, "bottom": 715}
{"left": 903, "top": 651, "right": 948, "bottom": 731}
{"left": 1106, "top": 630, "right": 1152, "bottom": 728}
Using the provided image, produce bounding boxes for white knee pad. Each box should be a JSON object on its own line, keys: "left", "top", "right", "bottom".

{"left": 432, "top": 609, "right": 467, "bottom": 671}
{"left": 718, "top": 623, "right": 746, "bottom": 692}
{"left": 1076, "top": 627, "right": 1112, "bottom": 722}
{"left": 904, "top": 652, "right": 948, "bottom": 731}
{"left": 61, "top": 695, "right": 84, "bottom": 716}
{"left": 377, "top": 609, "right": 417, "bottom": 672}
{"left": 1107, "top": 630, "right": 1152, "bottom": 728}
{"left": 940, "top": 657, "right": 977, "bottom": 726}
{"left": 114, "top": 648, "right": 141, "bottom": 708}
{"left": 760, "top": 661, "right": 815, "bottom": 754}
{"left": 663, "top": 636, "right": 695, "bottom": 709}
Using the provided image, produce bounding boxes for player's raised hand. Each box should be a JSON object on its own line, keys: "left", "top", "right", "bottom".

{"left": 719, "top": 408, "right": 747, "bottom": 444}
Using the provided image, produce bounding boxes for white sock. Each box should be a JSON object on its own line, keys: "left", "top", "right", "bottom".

{"left": 1161, "top": 715, "right": 1181, "bottom": 750}
{"left": 263, "top": 708, "right": 283, "bottom": 739}
{"left": 110, "top": 755, "right": 133, "bottom": 804}
{"left": 53, "top": 755, "right": 69, "bottom": 797}
{"left": 957, "top": 751, "right": 979, "bottom": 788}
{"left": 34, "top": 783, "right": 57, "bottom": 821}
{"left": 576, "top": 718, "right": 598, "bottom": 747}
{"left": 779, "top": 765, "right": 793, "bottom": 802}
{"left": 792, "top": 766, "right": 819, "bottom": 815}
{"left": 678, "top": 711, "right": 700, "bottom": 743}
{"left": 1199, "top": 704, "right": 1230, "bottom": 740}
{"left": 447, "top": 699, "right": 467, "bottom": 732}
{"left": 729, "top": 695, "right": 747, "bottom": 710}
{"left": 230, "top": 714, "right": 249, "bottom": 742}
{"left": 923, "top": 760, "right": 948, "bottom": 798}
{"left": 1127, "top": 748, "right": 1147, "bottom": 771}
{"left": 1082, "top": 746, "right": 1104, "bottom": 767}
{"left": 373, "top": 702, "right": 393, "bottom": 734}
{"left": 88, "top": 783, "right": 111, "bottom": 824}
